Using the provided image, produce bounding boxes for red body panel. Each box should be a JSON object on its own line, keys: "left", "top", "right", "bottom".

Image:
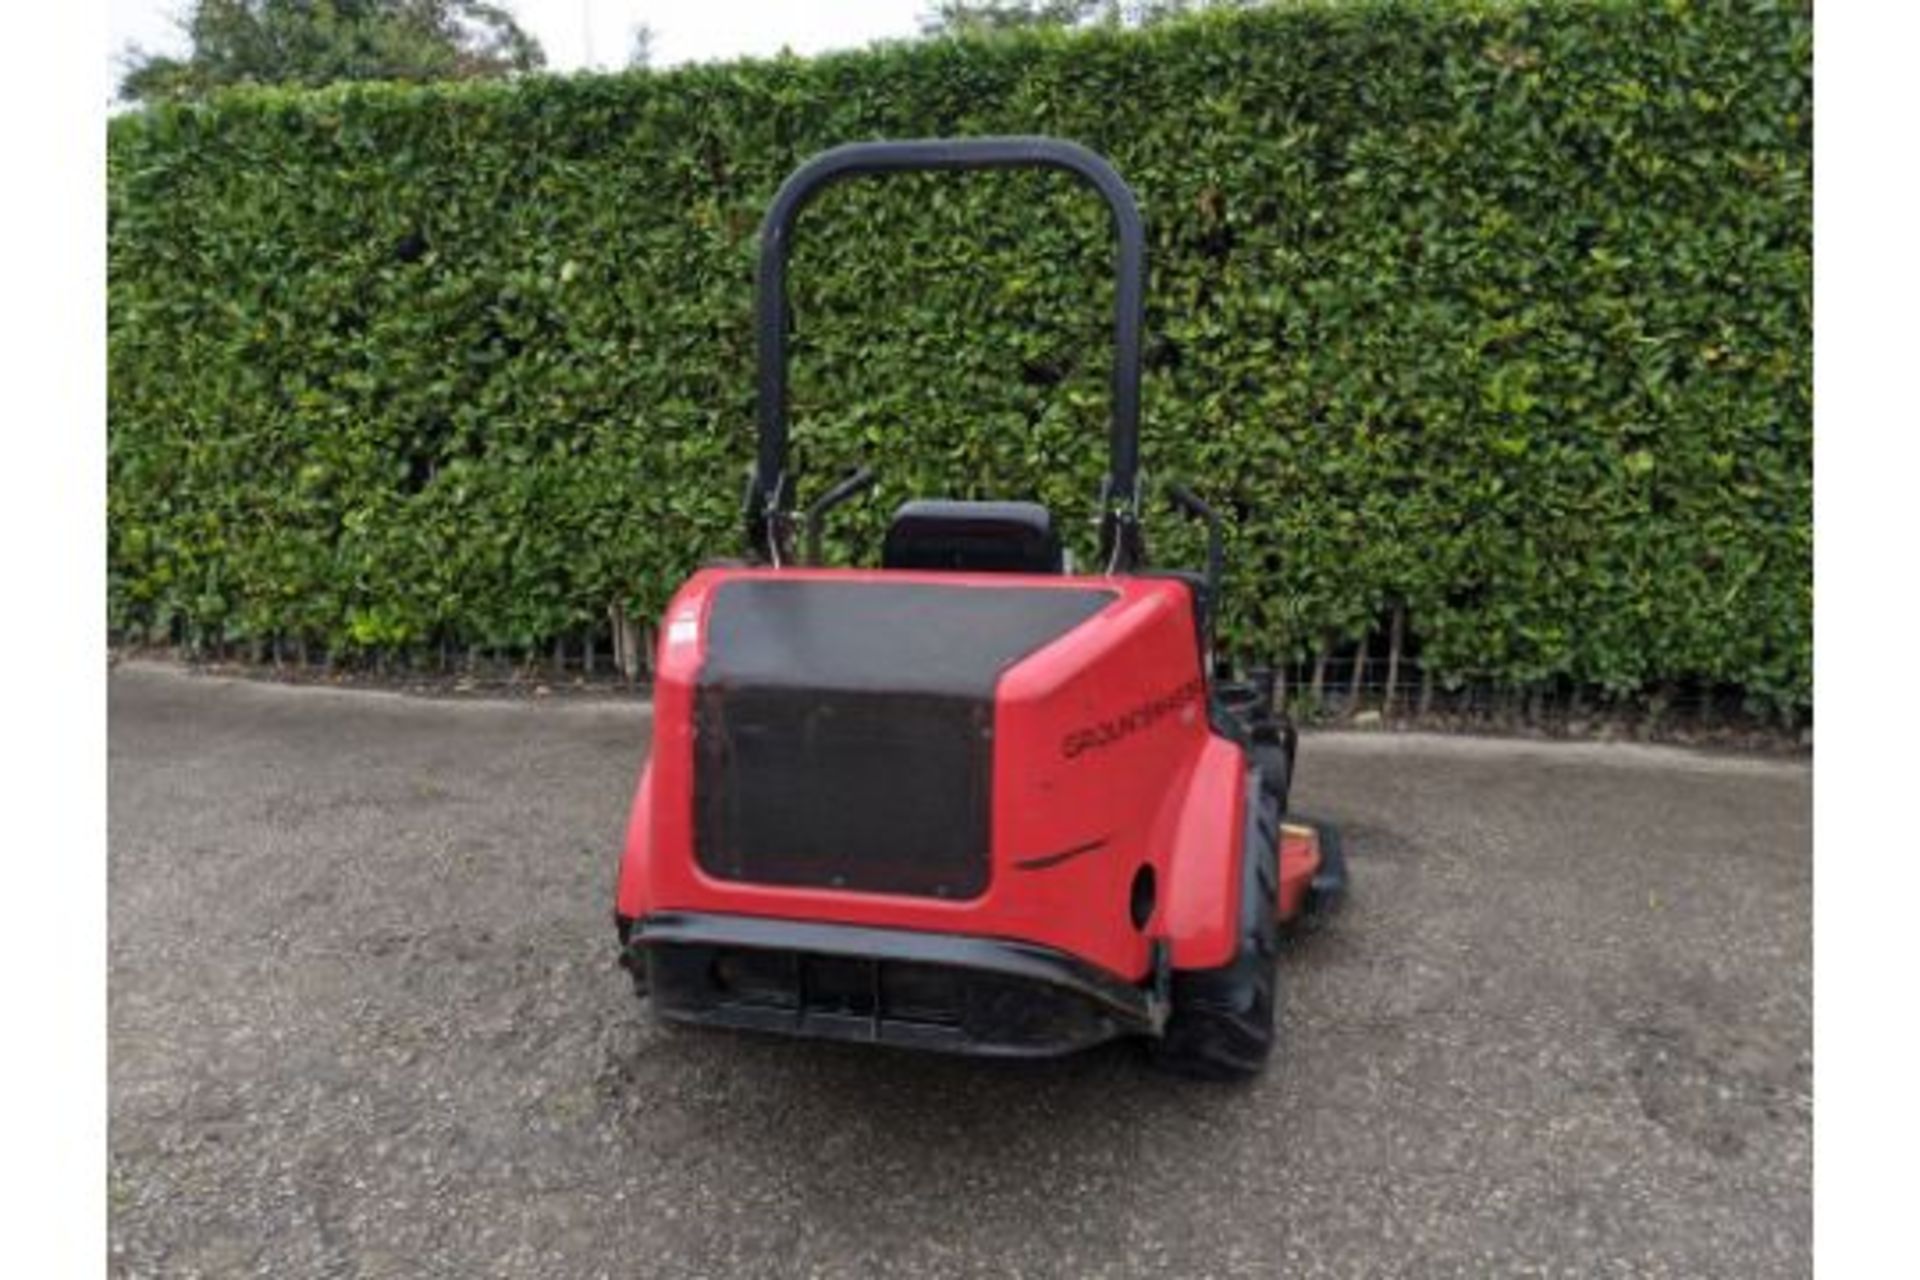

{"left": 615, "top": 566, "right": 1250, "bottom": 981}
{"left": 1156, "top": 734, "right": 1249, "bottom": 970}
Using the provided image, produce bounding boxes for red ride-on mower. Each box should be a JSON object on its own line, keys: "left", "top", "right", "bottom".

{"left": 614, "top": 138, "right": 1346, "bottom": 1078}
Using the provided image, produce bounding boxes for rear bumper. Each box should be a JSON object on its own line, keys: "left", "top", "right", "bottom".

{"left": 621, "top": 911, "right": 1164, "bottom": 1058}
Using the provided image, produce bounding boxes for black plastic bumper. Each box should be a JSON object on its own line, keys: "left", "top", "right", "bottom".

{"left": 622, "top": 912, "right": 1165, "bottom": 1058}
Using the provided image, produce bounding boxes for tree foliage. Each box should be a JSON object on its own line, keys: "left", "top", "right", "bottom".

{"left": 107, "top": 0, "right": 1813, "bottom": 715}
{"left": 626, "top": 23, "right": 654, "bottom": 71}
{"left": 118, "top": 0, "right": 544, "bottom": 104}
{"left": 920, "top": 1, "right": 1252, "bottom": 36}
{"left": 921, "top": 1, "right": 1116, "bottom": 35}
{"left": 921, "top": 1, "right": 1236, "bottom": 35}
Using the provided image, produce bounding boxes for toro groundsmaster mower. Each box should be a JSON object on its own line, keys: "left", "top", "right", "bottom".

{"left": 614, "top": 138, "right": 1345, "bottom": 1078}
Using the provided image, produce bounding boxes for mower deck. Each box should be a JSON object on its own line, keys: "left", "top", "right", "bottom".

{"left": 1278, "top": 819, "right": 1349, "bottom": 925}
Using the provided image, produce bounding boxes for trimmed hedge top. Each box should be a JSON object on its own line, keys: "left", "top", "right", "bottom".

{"left": 108, "top": 0, "right": 1813, "bottom": 713}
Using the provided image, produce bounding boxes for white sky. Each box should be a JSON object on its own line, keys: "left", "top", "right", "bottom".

{"left": 109, "top": 1, "right": 930, "bottom": 79}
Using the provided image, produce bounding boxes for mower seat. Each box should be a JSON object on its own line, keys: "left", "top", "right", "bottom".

{"left": 881, "top": 500, "right": 1063, "bottom": 574}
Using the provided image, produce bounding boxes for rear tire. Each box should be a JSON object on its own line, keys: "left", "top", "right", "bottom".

{"left": 1251, "top": 727, "right": 1294, "bottom": 814}
{"left": 1152, "top": 778, "right": 1281, "bottom": 1081}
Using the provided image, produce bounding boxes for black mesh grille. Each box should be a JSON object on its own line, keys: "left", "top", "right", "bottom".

{"left": 692, "top": 579, "right": 1113, "bottom": 898}
{"left": 695, "top": 686, "right": 990, "bottom": 897}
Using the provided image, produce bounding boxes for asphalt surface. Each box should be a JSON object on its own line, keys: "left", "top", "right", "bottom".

{"left": 109, "top": 662, "right": 1811, "bottom": 1278}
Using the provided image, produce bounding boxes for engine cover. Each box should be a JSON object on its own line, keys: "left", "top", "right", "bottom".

{"left": 693, "top": 579, "right": 1113, "bottom": 899}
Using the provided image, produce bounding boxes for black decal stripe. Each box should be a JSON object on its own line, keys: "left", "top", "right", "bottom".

{"left": 1015, "top": 837, "right": 1109, "bottom": 872}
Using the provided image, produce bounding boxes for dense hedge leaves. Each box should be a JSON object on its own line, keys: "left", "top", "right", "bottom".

{"left": 108, "top": 0, "right": 1812, "bottom": 713}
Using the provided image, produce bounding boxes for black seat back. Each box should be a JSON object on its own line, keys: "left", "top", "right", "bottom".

{"left": 881, "top": 500, "right": 1063, "bottom": 574}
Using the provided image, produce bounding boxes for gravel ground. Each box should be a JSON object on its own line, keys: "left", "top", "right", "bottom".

{"left": 109, "top": 661, "right": 1811, "bottom": 1278}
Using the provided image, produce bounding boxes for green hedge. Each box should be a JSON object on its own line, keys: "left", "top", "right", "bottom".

{"left": 107, "top": 0, "right": 1813, "bottom": 714}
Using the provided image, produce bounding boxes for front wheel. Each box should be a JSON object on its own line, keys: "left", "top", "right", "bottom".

{"left": 1152, "top": 778, "right": 1281, "bottom": 1081}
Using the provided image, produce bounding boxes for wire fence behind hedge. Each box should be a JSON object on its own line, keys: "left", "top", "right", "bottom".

{"left": 112, "top": 598, "right": 1806, "bottom": 737}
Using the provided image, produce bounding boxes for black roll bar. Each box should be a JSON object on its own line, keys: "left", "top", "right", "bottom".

{"left": 748, "top": 136, "right": 1147, "bottom": 566}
